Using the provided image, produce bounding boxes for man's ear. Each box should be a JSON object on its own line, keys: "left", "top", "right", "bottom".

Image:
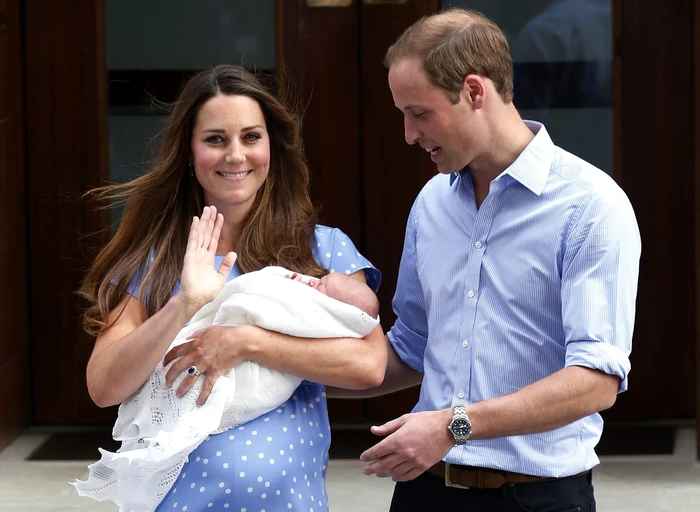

{"left": 462, "top": 74, "right": 486, "bottom": 109}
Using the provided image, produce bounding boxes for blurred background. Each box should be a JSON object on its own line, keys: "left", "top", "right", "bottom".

{"left": 1, "top": 0, "right": 698, "bottom": 465}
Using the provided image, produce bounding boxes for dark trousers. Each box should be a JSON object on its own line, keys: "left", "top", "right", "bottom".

{"left": 389, "top": 469, "right": 595, "bottom": 512}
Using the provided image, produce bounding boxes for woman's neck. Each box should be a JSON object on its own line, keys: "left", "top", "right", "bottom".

{"left": 205, "top": 202, "right": 252, "bottom": 255}
{"left": 216, "top": 225, "right": 242, "bottom": 255}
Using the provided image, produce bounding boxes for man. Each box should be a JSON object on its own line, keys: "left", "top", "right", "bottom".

{"left": 333, "top": 7, "right": 641, "bottom": 511}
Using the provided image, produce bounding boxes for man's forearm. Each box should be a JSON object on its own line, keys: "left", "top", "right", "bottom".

{"left": 467, "top": 365, "right": 620, "bottom": 440}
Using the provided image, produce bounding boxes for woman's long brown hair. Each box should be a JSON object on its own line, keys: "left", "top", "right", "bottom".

{"left": 79, "top": 65, "right": 325, "bottom": 336}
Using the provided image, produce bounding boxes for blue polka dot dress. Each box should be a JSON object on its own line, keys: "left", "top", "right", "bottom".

{"left": 154, "top": 226, "right": 380, "bottom": 512}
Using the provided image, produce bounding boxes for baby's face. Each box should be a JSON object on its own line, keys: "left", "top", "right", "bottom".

{"left": 308, "top": 273, "right": 348, "bottom": 298}
{"left": 307, "top": 276, "right": 327, "bottom": 294}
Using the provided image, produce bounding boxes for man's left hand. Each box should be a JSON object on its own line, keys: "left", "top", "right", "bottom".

{"left": 360, "top": 409, "right": 454, "bottom": 482}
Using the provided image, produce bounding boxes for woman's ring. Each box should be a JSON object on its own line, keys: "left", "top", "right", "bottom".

{"left": 187, "top": 365, "right": 202, "bottom": 377}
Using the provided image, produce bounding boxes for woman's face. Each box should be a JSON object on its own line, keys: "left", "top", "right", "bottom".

{"left": 190, "top": 93, "right": 271, "bottom": 215}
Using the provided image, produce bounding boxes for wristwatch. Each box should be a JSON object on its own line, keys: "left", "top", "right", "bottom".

{"left": 447, "top": 405, "right": 472, "bottom": 445}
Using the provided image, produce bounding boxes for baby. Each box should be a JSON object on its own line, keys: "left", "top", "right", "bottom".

{"left": 74, "top": 266, "right": 380, "bottom": 511}
{"left": 287, "top": 270, "right": 379, "bottom": 319}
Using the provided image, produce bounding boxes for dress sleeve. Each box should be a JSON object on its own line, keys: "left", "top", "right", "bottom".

{"left": 312, "top": 226, "right": 382, "bottom": 293}
{"left": 123, "top": 253, "right": 155, "bottom": 300}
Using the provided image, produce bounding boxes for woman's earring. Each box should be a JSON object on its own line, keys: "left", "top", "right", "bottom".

{"left": 188, "top": 162, "right": 194, "bottom": 177}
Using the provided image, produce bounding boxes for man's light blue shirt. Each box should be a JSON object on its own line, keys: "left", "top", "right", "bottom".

{"left": 387, "top": 121, "right": 641, "bottom": 477}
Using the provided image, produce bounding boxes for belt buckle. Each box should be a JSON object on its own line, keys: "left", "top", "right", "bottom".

{"left": 444, "top": 462, "right": 470, "bottom": 489}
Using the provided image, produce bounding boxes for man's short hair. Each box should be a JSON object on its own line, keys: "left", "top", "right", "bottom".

{"left": 384, "top": 7, "right": 514, "bottom": 104}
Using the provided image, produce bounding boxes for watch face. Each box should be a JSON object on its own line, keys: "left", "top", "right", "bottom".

{"left": 451, "top": 418, "right": 471, "bottom": 437}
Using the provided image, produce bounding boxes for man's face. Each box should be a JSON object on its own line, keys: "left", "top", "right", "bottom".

{"left": 388, "top": 58, "right": 479, "bottom": 174}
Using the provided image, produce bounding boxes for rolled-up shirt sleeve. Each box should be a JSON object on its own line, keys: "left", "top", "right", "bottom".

{"left": 388, "top": 199, "right": 429, "bottom": 373}
{"left": 561, "top": 191, "right": 641, "bottom": 392}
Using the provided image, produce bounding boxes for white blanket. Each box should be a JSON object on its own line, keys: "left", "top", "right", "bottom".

{"left": 72, "top": 266, "right": 379, "bottom": 511}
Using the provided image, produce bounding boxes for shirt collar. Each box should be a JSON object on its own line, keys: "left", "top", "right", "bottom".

{"left": 450, "top": 169, "right": 465, "bottom": 186}
{"left": 450, "top": 121, "right": 554, "bottom": 195}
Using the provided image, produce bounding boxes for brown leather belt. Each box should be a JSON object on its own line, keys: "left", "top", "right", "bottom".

{"left": 427, "top": 462, "right": 588, "bottom": 489}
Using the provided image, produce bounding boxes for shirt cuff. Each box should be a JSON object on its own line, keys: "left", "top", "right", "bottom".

{"left": 387, "top": 319, "right": 427, "bottom": 373}
{"left": 565, "top": 340, "right": 631, "bottom": 392}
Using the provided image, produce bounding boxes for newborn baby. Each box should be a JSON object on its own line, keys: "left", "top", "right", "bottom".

{"left": 74, "top": 266, "right": 380, "bottom": 512}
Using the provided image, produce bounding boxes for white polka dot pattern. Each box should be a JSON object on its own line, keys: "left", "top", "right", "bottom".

{"left": 155, "top": 226, "right": 379, "bottom": 511}
{"left": 156, "top": 385, "right": 331, "bottom": 511}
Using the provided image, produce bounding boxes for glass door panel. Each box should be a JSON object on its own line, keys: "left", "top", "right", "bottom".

{"left": 105, "top": 0, "right": 276, "bottom": 227}
{"left": 444, "top": 0, "right": 613, "bottom": 174}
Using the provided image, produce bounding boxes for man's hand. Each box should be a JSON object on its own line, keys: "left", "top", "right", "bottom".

{"left": 360, "top": 409, "right": 454, "bottom": 482}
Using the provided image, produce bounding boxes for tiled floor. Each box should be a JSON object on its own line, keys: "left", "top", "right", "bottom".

{"left": 1, "top": 427, "right": 699, "bottom": 511}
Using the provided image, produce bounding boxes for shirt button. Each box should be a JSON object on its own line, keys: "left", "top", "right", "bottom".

{"left": 467, "top": 289, "right": 475, "bottom": 298}
{"left": 475, "top": 241, "right": 482, "bottom": 249}
{"left": 457, "top": 391, "right": 465, "bottom": 399}
{"left": 462, "top": 340, "right": 469, "bottom": 348}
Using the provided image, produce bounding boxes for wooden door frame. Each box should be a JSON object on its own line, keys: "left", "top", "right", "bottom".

{"left": 358, "top": 0, "right": 439, "bottom": 422}
{"left": 694, "top": 0, "right": 700, "bottom": 460}
{"left": 25, "top": 0, "right": 110, "bottom": 424}
{"left": 610, "top": 0, "right": 698, "bottom": 429}
{"left": 280, "top": 0, "right": 440, "bottom": 424}
{"left": 614, "top": 0, "right": 699, "bottom": 458}
{"left": 278, "top": 0, "right": 365, "bottom": 422}
{"left": 0, "top": 0, "right": 31, "bottom": 451}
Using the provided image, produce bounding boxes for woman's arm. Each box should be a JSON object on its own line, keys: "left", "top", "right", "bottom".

{"left": 164, "top": 323, "right": 388, "bottom": 405}
{"left": 163, "top": 268, "right": 388, "bottom": 403}
{"left": 86, "top": 206, "right": 236, "bottom": 407}
{"left": 247, "top": 323, "right": 387, "bottom": 389}
{"left": 86, "top": 293, "right": 202, "bottom": 407}
{"left": 327, "top": 336, "right": 423, "bottom": 398}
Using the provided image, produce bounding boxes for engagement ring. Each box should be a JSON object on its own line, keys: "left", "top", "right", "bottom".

{"left": 187, "top": 365, "right": 202, "bottom": 377}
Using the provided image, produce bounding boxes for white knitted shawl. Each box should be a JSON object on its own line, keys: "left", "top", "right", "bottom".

{"left": 72, "top": 266, "right": 379, "bottom": 511}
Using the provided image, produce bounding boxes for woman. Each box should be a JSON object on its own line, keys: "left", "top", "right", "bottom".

{"left": 80, "top": 65, "right": 386, "bottom": 511}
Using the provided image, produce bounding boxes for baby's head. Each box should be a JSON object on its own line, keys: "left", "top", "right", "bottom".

{"left": 309, "top": 273, "right": 379, "bottom": 319}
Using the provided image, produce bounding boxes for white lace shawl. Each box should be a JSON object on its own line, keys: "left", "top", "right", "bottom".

{"left": 72, "top": 266, "right": 379, "bottom": 511}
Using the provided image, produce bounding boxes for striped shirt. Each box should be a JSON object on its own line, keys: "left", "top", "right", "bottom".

{"left": 387, "top": 121, "right": 641, "bottom": 477}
